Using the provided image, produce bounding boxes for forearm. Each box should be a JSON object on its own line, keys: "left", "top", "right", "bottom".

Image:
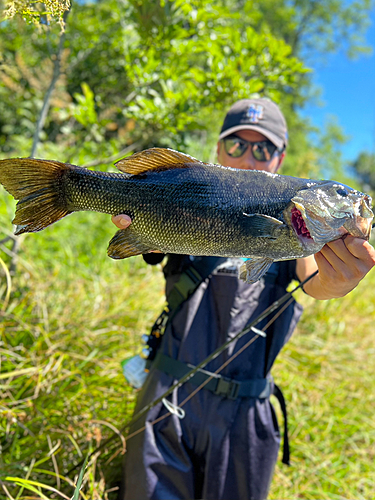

{"left": 302, "top": 272, "right": 355, "bottom": 300}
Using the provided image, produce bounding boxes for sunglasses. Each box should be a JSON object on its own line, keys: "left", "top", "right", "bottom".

{"left": 222, "top": 135, "right": 281, "bottom": 162}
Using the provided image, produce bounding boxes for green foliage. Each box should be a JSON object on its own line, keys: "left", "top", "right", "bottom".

{"left": 282, "top": 114, "right": 352, "bottom": 181}
{"left": 71, "top": 455, "right": 89, "bottom": 500}
{"left": 350, "top": 151, "right": 375, "bottom": 195}
{"left": 270, "top": 273, "right": 375, "bottom": 499}
{"left": 1, "top": 0, "right": 70, "bottom": 29}
{"left": 0, "top": 0, "right": 374, "bottom": 498}
{"left": 0, "top": 0, "right": 308, "bottom": 163}
{"left": 0, "top": 0, "right": 370, "bottom": 178}
{"left": 0, "top": 207, "right": 165, "bottom": 499}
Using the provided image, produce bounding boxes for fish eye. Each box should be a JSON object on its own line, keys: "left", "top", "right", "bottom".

{"left": 336, "top": 187, "right": 349, "bottom": 197}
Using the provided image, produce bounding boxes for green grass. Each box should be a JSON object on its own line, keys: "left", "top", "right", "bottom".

{"left": 0, "top": 192, "right": 374, "bottom": 499}
{"left": 270, "top": 272, "right": 375, "bottom": 500}
{"left": 0, "top": 202, "right": 165, "bottom": 499}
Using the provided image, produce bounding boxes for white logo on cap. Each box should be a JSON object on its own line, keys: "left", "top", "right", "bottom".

{"left": 247, "top": 104, "right": 263, "bottom": 123}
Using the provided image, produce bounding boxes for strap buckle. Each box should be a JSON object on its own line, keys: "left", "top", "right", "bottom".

{"left": 214, "top": 376, "right": 240, "bottom": 400}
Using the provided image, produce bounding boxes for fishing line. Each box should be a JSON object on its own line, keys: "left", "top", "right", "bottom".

{"left": 68, "top": 270, "right": 317, "bottom": 474}
{"left": 131, "top": 270, "right": 318, "bottom": 426}
{"left": 120, "top": 296, "right": 295, "bottom": 451}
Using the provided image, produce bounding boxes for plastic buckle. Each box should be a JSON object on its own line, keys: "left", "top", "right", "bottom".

{"left": 214, "top": 377, "right": 240, "bottom": 400}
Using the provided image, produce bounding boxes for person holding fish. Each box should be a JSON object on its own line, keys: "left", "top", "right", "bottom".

{"left": 0, "top": 98, "right": 374, "bottom": 500}
{"left": 112, "top": 99, "right": 375, "bottom": 500}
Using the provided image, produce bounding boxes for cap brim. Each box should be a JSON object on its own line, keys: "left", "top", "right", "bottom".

{"left": 219, "top": 125, "right": 284, "bottom": 150}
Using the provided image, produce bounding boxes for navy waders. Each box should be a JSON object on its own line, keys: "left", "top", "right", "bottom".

{"left": 119, "top": 256, "right": 303, "bottom": 500}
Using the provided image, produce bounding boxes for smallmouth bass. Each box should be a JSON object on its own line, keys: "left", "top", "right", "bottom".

{"left": 0, "top": 148, "right": 373, "bottom": 283}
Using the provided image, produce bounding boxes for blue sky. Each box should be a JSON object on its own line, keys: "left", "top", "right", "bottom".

{"left": 301, "top": 11, "right": 375, "bottom": 164}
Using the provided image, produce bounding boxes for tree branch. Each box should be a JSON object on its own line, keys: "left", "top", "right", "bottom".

{"left": 81, "top": 142, "right": 142, "bottom": 169}
{"left": 30, "top": 9, "right": 70, "bottom": 158}
{"left": 9, "top": 9, "right": 71, "bottom": 274}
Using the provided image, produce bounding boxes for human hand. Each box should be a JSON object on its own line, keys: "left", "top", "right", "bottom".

{"left": 306, "top": 235, "right": 375, "bottom": 299}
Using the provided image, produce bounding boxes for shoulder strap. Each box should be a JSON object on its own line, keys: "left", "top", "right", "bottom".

{"left": 145, "top": 256, "right": 227, "bottom": 362}
{"left": 167, "top": 256, "right": 227, "bottom": 313}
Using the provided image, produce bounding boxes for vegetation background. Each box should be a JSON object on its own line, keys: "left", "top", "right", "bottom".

{"left": 0, "top": 0, "right": 374, "bottom": 499}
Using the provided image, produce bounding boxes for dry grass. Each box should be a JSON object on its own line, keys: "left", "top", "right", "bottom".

{"left": 0, "top": 196, "right": 374, "bottom": 499}
{"left": 0, "top": 207, "right": 165, "bottom": 499}
{"left": 270, "top": 271, "right": 375, "bottom": 499}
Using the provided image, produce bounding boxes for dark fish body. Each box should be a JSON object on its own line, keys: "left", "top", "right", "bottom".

{"left": 65, "top": 163, "right": 312, "bottom": 258}
{"left": 0, "top": 148, "right": 373, "bottom": 283}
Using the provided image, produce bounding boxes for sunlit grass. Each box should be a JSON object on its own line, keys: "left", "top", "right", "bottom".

{"left": 0, "top": 202, "right": 165, "bottom": 499}
{"left": 270, "top": 270, "right": 375, "bottom": 500}
{"left": 0, "top": 191, "right": 374, "bottom": 499}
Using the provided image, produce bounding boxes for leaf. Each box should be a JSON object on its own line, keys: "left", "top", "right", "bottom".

{"left": 5, "top": 477, "right": 69, "bottom": 500}
{"left": 71, "top": 454, "right": 89, "bottom": 500}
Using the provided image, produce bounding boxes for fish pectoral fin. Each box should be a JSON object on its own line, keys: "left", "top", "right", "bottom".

{"left": 107, "top": 229, "right": 153, "bottom": 259}
{"left": 242, "top": 213, "right": 284, "bottom": 239}
{"left": 115, "top": 148, "right": 206, "bottom": 175}
{"left": 239, "top": 257, "right": 274, "bottom": 284}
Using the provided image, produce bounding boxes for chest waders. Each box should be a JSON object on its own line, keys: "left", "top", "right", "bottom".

{"left": 143, "top": 256, "right": 293, "bottom": 465}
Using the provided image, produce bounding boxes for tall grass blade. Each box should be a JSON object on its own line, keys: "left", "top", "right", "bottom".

{"left": 0, "top": 254, "right": 11, "bottom": 310}
{"left": 71, "top": 454, "right": 89, "bottom": 500}
{"left": 5, "top": 477, "right": 70, "bottom": 499}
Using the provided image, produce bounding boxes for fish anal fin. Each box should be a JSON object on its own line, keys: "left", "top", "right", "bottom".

{"left": 239, "top": 257, "right": 274, "bottom": 284}
{"left": 107, "top": 228, "right": 153, "bottom": 259}
{"left": 242, "top": 213, "right": 284, "bottom": 239}
{"left": 115, "top": 148, "right": 206, "bottom": 175}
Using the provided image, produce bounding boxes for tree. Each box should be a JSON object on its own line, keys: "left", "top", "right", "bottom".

{"left": 0, "top": 0, "right": 306, "bottom": 164}
{"left": 2, "top": 0, "right": 70, "bottom": 28}
{"left": 351, "top": 151, "right": 375, "bottom": 194}
{"left": 0, "top": 0, "right": 372, "bottom": 180}
{"left": 250, "top": 0, "right": 373, "bottom": 60}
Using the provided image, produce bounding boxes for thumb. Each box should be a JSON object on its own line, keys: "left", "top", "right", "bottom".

{"left": 111, "top": 214, "right": 132, "bottom": 229}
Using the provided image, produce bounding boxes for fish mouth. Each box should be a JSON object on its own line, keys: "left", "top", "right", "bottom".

{"left": 343, "top": 195, "right": 373, "bottom": 239}
{"left": 290, "top": 200, "right": 350, "bottom": 246}
{"left": 288, "top": 188, "right": 374, "bottom": 247}
{"left": 290, "top": 206, "right": 313, "bottom": 240}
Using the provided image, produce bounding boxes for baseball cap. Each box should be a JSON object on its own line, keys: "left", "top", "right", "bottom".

{"left": 219, "top": 98, "right": 288, "bottom": 150}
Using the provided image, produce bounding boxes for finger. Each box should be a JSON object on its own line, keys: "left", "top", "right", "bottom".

{"left": 324, "top": 237, "right": 375, "bottom": 275}
{"left": 323, "top": 236, "right": 373, "bottom": 266}
{"left": 317, "top": 243, "right": 360, "bottom": 284}
{"left": 319, "top": 239, "right": 357, "bottom": 269}
{"left": 111, "top": 214, "right": 132, "bottom": 229}
{"left": 314, "top": 249, "right": 338, "bottom": 277}
{"left": 342, "top": 236, "right": 375, "bottom": 264}
{"left": 320, "top": 238, "right": 374, "bottom": 282}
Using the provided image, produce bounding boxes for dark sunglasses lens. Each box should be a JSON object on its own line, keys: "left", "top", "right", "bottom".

{"left": 251, "top": 141, "right": 277, "bottom": 162}
{"left": 223, "top": 137, "right": 248, "bottom": 158}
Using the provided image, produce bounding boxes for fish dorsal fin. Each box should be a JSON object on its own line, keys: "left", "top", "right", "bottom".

{"left": 115, "top": 148, "right": 205, "bottom": 175}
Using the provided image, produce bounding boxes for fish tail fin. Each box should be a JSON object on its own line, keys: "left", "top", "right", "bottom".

{"left": 0, "top": 158, "right": 73, "bottom": 234}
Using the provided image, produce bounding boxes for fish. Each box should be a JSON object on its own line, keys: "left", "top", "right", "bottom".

{"left": 0, "top": 148, "right": 373, "bottom": 283}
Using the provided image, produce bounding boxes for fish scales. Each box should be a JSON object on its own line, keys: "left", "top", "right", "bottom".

{"left": 0, "top": 147, "right": 372, "bottom": 283}
{"left": 63, "top": 163, "right": 311, "bottom": 257}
